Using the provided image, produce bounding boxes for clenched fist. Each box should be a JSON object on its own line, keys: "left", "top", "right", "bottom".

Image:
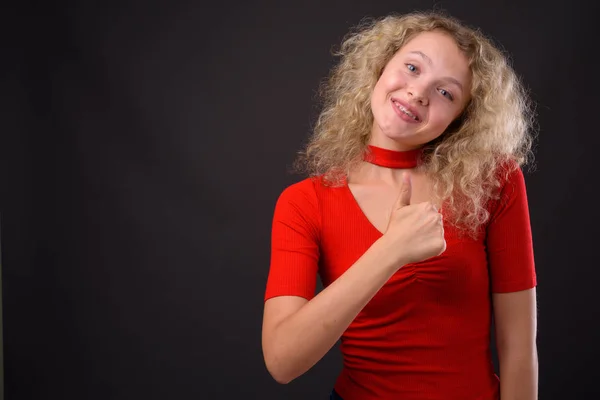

{"left": 382, "top": 171, "right": 446, "bottom": 267}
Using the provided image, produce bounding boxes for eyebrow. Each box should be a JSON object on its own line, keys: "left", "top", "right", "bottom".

{"left": 408, "top": 51, "right": 465, "bottom": 91}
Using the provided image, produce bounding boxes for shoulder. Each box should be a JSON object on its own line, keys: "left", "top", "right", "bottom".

{"left": 277, "top": 177, "right": 321, "bottom": 204}
{"left": 495, "top": 160, "right": 528, "bottom": 198}
{"left": 274, "top": 173, "right": 346, "bottom": 212}
{"left": 273, "top": 177, "right": 326, "bottom": 218}
{"left": 272, "top": 177, "right": 324, "bottom": 235}
{"left": 487, "top": 160, "right": 530, "bottom": 220}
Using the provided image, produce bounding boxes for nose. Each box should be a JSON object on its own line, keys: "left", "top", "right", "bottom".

{"left": 408, "top": 86, "right": 429, "bottom": 106}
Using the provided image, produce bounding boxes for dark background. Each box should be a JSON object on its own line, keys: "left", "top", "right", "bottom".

{"left": 2, "top": 0, "right": 599, "bottom": 399}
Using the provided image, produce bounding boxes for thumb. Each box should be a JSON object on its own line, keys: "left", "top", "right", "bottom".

{"left": 395, "top": 171, "right": 412, "bottom": 209}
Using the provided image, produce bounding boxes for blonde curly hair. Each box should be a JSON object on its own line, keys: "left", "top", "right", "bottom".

{"left": 294, "top": 10, "right": 536, "bottom": 238}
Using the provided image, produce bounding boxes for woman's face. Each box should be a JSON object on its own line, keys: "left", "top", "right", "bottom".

{"left": 370, "top": 30, "right": 472, "bottom": 150}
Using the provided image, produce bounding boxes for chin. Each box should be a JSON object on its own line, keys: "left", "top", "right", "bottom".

{"left": 386, "top": 128, "right": 442, "bottom": 146}
{"left": 385, "top": 131, "right": 420, "bottom": 144}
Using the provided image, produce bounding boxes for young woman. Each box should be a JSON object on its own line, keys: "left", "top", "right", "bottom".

{"left": 262, "top": 11, "right": 538, "bottom": 400}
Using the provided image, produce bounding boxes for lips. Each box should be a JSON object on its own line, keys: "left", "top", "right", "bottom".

{"left": 391, "top": 98, "right": 421, "bottom": 122}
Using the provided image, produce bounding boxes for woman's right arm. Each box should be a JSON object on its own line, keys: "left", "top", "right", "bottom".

{"left": 262, "top": 173, "right": 446, "bottom": 384}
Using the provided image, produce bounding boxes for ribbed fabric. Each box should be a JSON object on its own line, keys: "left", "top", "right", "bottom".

{"left": 265, "top": 166, "right": 536, "bottom": 400}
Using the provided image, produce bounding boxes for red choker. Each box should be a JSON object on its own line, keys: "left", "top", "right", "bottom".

{"left": 363, "top": 145, "right": 423, "bottom": 169}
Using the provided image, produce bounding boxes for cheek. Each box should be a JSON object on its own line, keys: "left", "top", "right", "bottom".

{"left": 428, "top": 105, "right": 458, "bottom": 128}
{"left": 385, "top": 72, "right": 407, "bottom": 91}
{"left": 376, "top": 71, "right": 406, "bottom": 95}
{"left": 371, "top": 78, "right": 390, "bottom": 111}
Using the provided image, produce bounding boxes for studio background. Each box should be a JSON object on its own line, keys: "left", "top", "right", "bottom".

{"left": 2, "top": 1, "right": 599, "bottom": 399}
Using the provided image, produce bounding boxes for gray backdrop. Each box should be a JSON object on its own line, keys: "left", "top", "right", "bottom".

{"left": 2, "top": 0, "right": 599, "bottom": 399}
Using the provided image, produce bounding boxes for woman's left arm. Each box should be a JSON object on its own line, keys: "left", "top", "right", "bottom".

{"left": 493, "top": 288, "right": 538, "bottom": 400}
{"left": 487, "top": 164, "right": 539, "bottom": 399}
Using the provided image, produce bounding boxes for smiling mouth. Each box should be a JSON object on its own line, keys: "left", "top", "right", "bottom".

{"left": 392, "top": 100, "right": 419, "bottom": 121}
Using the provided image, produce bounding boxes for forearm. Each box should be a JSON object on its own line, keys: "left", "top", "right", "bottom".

{"left": 266, "top": 237, "right": 403, "bottom": 383}
{"left": 499, "top": 348, "right": 538, "bottom": 400}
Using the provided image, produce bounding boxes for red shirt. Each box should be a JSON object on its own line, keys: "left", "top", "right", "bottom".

{"left": 264, "top": 166, "right": 537, "bottom": 399}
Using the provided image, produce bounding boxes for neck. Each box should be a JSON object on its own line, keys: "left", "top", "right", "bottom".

{"left": 363, "top": 144, "right": 423, "bottom": 169}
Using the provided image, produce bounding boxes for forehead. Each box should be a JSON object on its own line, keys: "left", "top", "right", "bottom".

{"left": 398, "top": 31, "right": 469, "bottom": 68}
{"left": 400, "top": 30, "right": 461, "bottom": 54}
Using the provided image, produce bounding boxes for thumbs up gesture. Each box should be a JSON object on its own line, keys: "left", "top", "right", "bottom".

{"left": 382, "top": 172, "right": 447, "bottom": 268}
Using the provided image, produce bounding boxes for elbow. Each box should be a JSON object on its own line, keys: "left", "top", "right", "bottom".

{"left": 263, "top": 347, "right": 298, "bottom": 384}
{"left": 267, "top": 367, "right": 293, "bottom": 385}
{"left": 264, "top": 357, "right": 294, "bottom": 384}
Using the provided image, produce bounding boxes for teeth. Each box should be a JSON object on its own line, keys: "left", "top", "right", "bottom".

{"left": 394, "top": 102, "right": 417, "bottom": 120}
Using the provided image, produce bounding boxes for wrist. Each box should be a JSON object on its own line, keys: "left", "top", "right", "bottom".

{"left": 372, "top": 236, "right": 410, "bottom": 272}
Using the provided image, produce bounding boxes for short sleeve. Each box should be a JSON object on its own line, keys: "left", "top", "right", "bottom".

{"left": 486, "top": 166, "right": 537, "bottom": 293}
{"left": 264, "top": 179, "right": 321, "bottom": 301}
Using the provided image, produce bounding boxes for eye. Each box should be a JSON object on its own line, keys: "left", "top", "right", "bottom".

{"left": 439, "top": 88, "right": 454, "bottom": 101}
{"left": 406, "top": 64, "right": 417, "bottom": 73}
